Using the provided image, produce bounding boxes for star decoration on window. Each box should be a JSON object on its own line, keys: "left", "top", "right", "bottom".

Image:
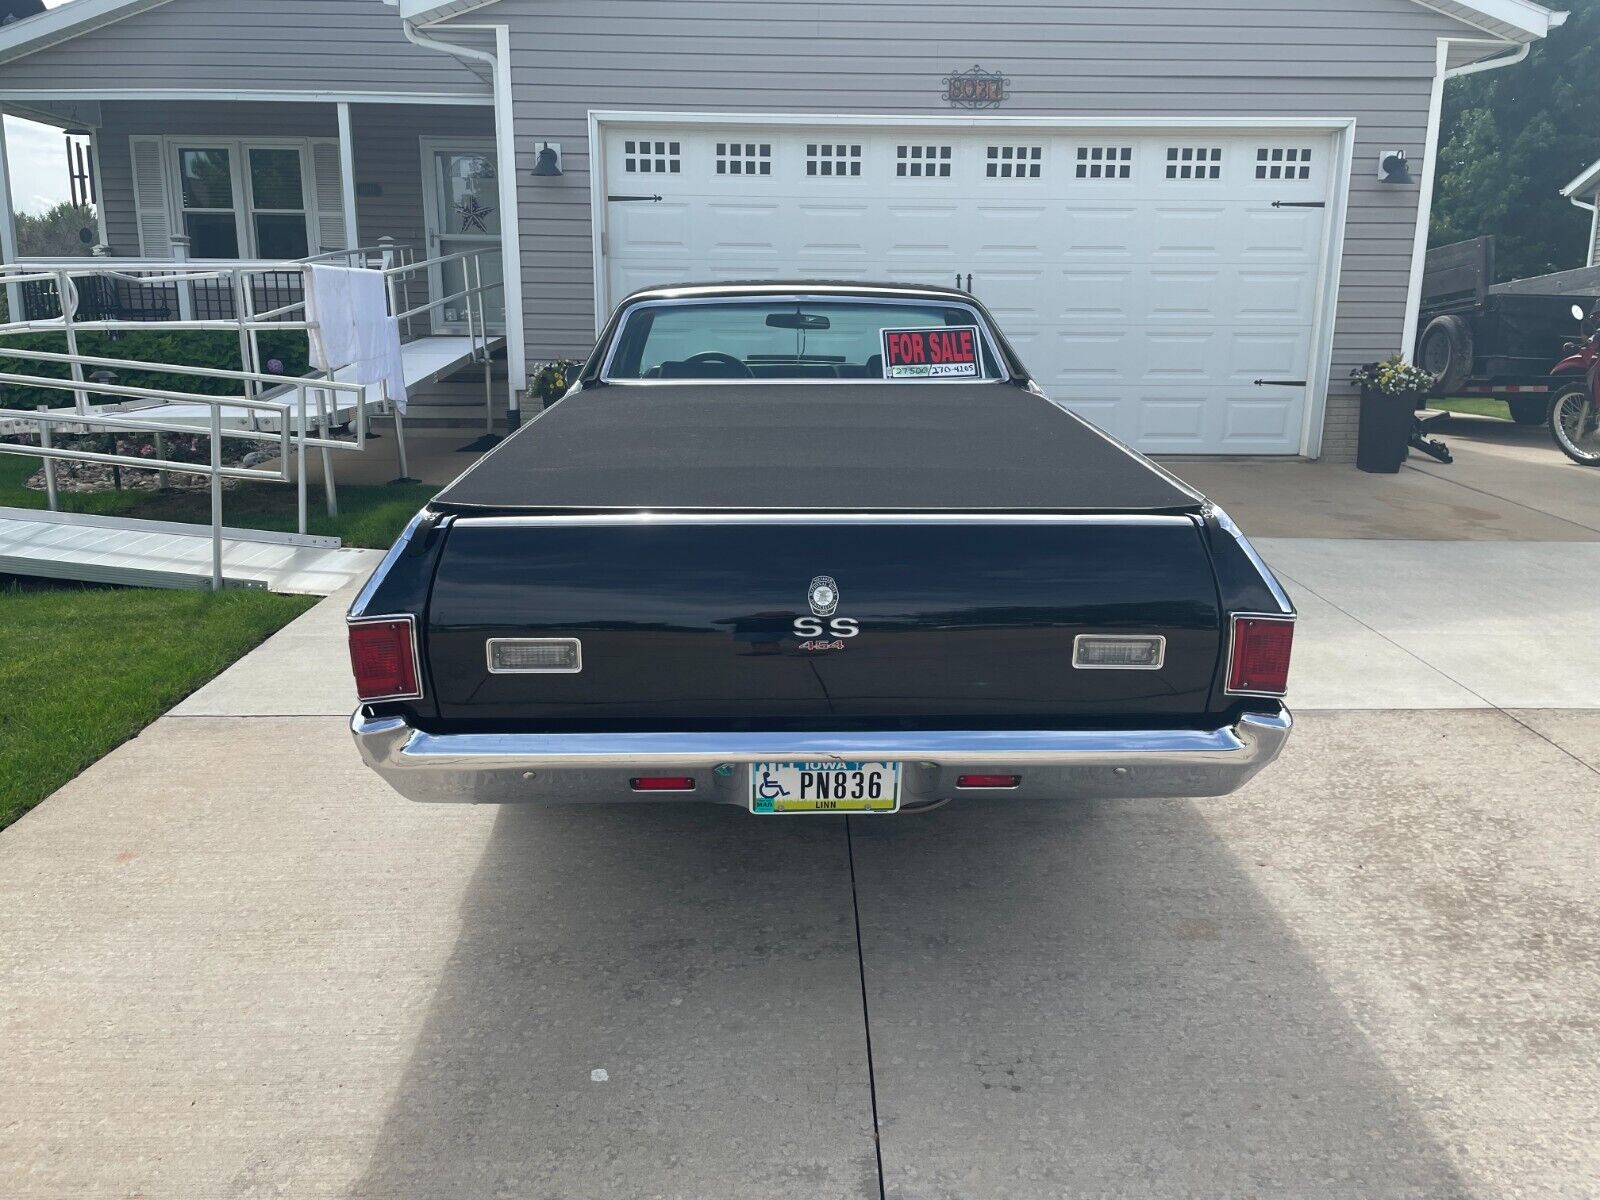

{"left": 455, "top": 196, "right": 494, "bottom": 233}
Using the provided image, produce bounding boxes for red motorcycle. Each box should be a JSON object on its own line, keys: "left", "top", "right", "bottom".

{"left": 1550, "top": 302, "right": 1600, "bottom": 466}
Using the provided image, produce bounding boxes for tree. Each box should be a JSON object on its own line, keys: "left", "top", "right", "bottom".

{"left": 1431, "top": 0, "right": 1600, "bottom": 280}
{"left": 15, "top": 201, "right": 97, "bottom": 258}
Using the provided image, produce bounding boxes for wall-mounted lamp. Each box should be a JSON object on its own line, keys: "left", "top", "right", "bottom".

{"left": 1378, "top": 150, "right": 1412, "bottom": 184}
{"left": 531, "top": 142, "right": 563, "bottom": 178}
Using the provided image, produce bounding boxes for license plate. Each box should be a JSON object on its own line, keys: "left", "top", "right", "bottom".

{"left": 749, "top": 761, "right": 901, "bottom": 814}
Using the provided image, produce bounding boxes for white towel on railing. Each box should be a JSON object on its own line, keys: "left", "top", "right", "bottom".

{"left": 304, "top": 264, "right": 408, "bottom": 414}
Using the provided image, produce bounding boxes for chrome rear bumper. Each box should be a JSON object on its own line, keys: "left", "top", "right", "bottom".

{"left": 350, "top": 708, "right": 1291, "bottom": 806}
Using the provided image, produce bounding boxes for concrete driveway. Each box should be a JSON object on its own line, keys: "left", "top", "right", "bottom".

{"left": 4, "top": 480, "right": 1600, "bottom": 1196}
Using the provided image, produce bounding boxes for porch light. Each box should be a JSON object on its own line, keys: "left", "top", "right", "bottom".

{"left": 531, "top": 142, "right": 563, "bottom": 178}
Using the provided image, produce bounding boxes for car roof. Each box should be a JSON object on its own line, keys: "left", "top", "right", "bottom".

{"left": 616, "top": 280, "right": 979, "bottom": 304}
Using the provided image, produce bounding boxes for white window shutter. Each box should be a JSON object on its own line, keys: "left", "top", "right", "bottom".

{"left": 130, "top": 136, "right": 173, "bottom": 258}
{"left": 309, "top": 139, "right": 348, "bottom": 253}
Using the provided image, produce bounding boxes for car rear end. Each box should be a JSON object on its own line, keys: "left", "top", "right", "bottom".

{"left": 347, "top": 506, "right": 1292, "bottom": 812}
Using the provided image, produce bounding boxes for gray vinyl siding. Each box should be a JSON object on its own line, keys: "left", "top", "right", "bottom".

{"left": 94, "top": 99, "right": 491, "bottom": 260}
{"left": 442, "top": 0, "right": 1489, "bottom": 461}
{"left": 0, "top": 0, "right": 488, "bottom": 98}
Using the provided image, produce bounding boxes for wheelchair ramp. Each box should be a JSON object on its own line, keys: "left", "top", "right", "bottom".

{"left": 0, "top": 507, "right": 382, "bottom": 595}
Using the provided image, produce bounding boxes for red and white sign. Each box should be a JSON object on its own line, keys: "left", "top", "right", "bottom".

{"left": 880, "top": 326, "right": 980, "bottom": 378}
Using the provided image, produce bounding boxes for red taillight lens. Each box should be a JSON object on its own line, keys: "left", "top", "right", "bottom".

{"left": 630, "top": 776, "right": 696, "bottom": 792}
{"left": 956, "top": 774, "right": 1022, "bottom": 789}
{"left": 1227, "top": 615, "right": 1294, "bottom": 696}
{"left": 349, "top": 618, "right": 420, "bottom": 701}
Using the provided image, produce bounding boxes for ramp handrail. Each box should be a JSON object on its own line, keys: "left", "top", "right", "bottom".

{"left": 0, "top": 346, "right": 374, "bottom": 590}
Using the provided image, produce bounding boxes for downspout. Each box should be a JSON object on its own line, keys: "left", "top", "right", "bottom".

{"left": 1570, "top": 194, "right": 1598, "bottom": 269}
{"left": 1401, "top": 39, "right": 1534, "bottom": 363}
{"left": 401, "top": 18, "right": 528, "bottom": 429}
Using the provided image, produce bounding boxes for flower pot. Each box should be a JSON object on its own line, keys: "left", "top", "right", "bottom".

{"left": 1356, "top": 386, "right": 1415, "bottom": 473}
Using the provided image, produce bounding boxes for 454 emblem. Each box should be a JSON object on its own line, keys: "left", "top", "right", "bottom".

{"left": 795, "top": 575, "right": 859, "bottom": 648}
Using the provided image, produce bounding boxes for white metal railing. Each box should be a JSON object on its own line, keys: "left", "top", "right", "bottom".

{"left": 0, "top": 348, "right": 372, "bottom": 590}
{"left": 0, "top": 240, "right": 505, "bottom": 492}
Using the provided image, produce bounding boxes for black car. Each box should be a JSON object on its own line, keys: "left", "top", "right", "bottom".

{"left": 347, "top": 282, "right": 1294, "bottom": 815}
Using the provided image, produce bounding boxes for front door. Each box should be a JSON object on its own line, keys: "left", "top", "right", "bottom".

{"left": 420, "top": 138, "right": 504, "bottom": 334}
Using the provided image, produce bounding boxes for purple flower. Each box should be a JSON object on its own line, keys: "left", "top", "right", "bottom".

{"left": 266, "top": 358, "right": 285, "bottom": 374}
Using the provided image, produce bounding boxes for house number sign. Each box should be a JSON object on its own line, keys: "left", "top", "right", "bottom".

{"left": 942, "top": 65, "right": 1010, "bottom": 109}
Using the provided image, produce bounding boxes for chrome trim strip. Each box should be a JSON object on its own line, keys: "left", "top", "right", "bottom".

{"left": 485, "top": 637, "right": 584, "bottom": 675}
{"left": 450, "top": 512, "right": 1199, "bottom": 527}
{"left": 1223, "top": 612, "right": 1297, "bottom": 699}
{"left": 351, "top": 709, "right": 1292, "bottom": 806}
{"left": 1210, "top": 505, "right": 1294, "bottom": 614}
{"left": 348, "top": 509, "right": 428, "bottom": 618}
{"left": 346, "top": 614, "right": 425, "bottom": 703}
{"left": 1072, "top": 633, "right": 1167, "bottom": 671}
{"left": 599, "top": 294, "right": 1008, "bottom": 383}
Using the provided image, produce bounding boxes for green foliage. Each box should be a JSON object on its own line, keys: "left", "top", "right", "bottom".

{"left": 1432, "top": 0, "right": 1600, "bottom": 279}
{"left": 0, "top": 580, "right": 314, "bottom": 830}
{"left": 0, "top": 453, "right": 436, "bottom": 549}
{"left": 15, "top": 202, "right": 97, "bottom": 258}
{"left": 0, "top": 329, "right": 311, "bottom": 410}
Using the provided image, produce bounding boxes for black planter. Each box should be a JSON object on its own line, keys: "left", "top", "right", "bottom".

{"left": 1356, "top": 386, "right": 1415, "bottom": 473}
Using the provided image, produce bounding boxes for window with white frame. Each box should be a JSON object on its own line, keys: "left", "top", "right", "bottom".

{"left": 175, "top": 141, "right": 311, "bottom": 259}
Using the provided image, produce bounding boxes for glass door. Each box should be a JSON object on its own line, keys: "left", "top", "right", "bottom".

{"left": 421, "top": 140, "right": 504, "bottom": 334}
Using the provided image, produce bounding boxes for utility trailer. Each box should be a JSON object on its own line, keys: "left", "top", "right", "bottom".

{"left": 1415, "top": 237, "right": 1600, "bottom": 425}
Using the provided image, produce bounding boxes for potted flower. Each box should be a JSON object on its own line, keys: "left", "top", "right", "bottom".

{"left": 1351, "top": 356, "right": 1433, "bottom": 473}
{"left": 531, "top": 359, "right": 581, "bottom": 408}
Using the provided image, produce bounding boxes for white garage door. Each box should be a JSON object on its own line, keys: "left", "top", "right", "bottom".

{"left": 598, "top": 122, "right": 1337, "bottom": 455}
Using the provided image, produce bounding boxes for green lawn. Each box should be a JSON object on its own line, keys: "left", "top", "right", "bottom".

{"left": 0, "top": 580, "right": 316, "bottom": 831}
{"left": 1431, "top": 397, "right": 1513, "bottom": 420}
{"left": 0, "top": 454, "right": 435, "bottom": 549}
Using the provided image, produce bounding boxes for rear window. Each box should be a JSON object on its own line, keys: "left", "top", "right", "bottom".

{"left": 602, "top": 298, "right": 1005, "bottom": 382}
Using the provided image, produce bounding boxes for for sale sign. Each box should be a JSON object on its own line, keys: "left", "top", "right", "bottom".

{"left": 880, "top": 326, "right": 981, "bottom": 379}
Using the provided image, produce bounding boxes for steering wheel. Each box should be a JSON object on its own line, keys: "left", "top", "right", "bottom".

{"left": 686, "top": 351, "right": 754, "bottom": 377}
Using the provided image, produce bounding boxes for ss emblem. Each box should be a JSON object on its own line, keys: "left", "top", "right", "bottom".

{"left": 793, "top": 616, "right": 860, "bottom": 638}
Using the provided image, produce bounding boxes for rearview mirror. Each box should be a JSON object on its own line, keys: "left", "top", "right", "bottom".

{"left": 766, "top": 312, "right": 831, "bottom": 330}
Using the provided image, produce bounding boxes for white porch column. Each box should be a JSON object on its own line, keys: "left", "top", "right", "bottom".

{"left": 492, "top": 25, "right": 527, "bottom": 428}
{"left": 337, "top": 102, "right": 360, "bottom": 252}
{"left": 0, "top": 113, "right": 23, "bottom": 320}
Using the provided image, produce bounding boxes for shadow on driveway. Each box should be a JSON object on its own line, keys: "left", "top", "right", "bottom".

{"left": 349, "top": 797, "right": 1469, "bottom": 1200}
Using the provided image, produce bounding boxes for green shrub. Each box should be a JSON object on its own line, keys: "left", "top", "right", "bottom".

{"left": 0, "top": 329, "right": 311, "bottom": 411}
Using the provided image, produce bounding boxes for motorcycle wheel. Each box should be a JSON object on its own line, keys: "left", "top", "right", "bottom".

{"left": 1549, "top": 383, "right": 1600, "bottom": 466}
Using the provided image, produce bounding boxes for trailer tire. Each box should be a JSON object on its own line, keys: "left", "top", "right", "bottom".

{"left": 1417, "top": 315, "right": 1474, "bottom": 394}
{"left": 1507, "top": 396, "right": 1549, "bottom": 426}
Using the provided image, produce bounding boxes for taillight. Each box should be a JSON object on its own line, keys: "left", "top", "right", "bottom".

{"left": 349, "top": 617, "right": 421, "bottom": 702}
{"left": 1226, "top": 615, "right": 1294, "bottom": 697}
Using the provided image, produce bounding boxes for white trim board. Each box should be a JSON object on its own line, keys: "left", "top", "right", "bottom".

{"left": 588, "top": 110, "right": 1356, "bottom": 459}
{"left": 0, "top": 90, "right": 490, "bottom": 107}
{"left": 402, "top": 0, "right": 1565, "bottom": 37}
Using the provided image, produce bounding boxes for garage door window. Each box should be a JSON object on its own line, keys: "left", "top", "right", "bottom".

{"left": 986, "top": 145, "right": 1043, "bottom": 179}
{"left": 806, "top": 143, "right": 862, "bottom": 177}
{"left": 1166, "top": 146, "right": 1223, "bottom": 180}
{"left": 717, "top": 142, "right": 772, "bottom": 176}
{"left": 624, "top": 139, "right": 680, "bottom": 174}
{"left": 1256, "top": 147, "right": 1312, "bottom": 181}
{"left": 897, "top": 144, "right": 953, "bottom": 178}
{"left": 1076, "top": 146, "right": 1133, "bottom": 180}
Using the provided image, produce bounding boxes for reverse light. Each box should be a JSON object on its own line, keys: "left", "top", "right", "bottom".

{"left": 348, "top": 617, "right": 421, "bottom": 702}
{"left": 630, "top": 776, "right": 696, "bottom": 792}
{"left": 1226, "top": 615, "right": 1295, "bottom": 697}
{"left": 957, "top": 774, "right": 1023, "bottom": 789}
{"left": 1073, "top": 634, "right": 1166, "bottom": 670}
{"left": 487, "top": 637, "right": 582, "bottom": 673}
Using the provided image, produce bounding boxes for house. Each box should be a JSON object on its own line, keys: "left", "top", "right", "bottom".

{"left": 1560, "top": 156, "right": 1600, "bottom": 268}
{"left": 0, "top": 0, "right": 1565, "bottom": 459}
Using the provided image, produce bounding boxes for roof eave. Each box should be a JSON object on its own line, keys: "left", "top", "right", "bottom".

{"left": 1561, "top": 159, "right": 1600, "bottom": 199}
{"left": 0, "top": 0, "right": 171, "bottom": 66}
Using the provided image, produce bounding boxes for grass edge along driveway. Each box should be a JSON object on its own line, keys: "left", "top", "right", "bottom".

{"left": 0, "top": 582, "right": 316, "bottom": 831}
